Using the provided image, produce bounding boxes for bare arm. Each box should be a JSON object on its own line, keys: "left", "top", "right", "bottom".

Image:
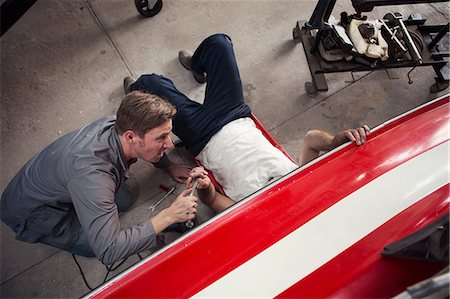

{"left": 198, "top": 183, "right": 234, "bottom": 213}
{"left": 150, "top": 189, "right": 198, "bottom": 234}
{"left": 299, "top": 125, "right": 371, "bottom": 165}
{"left": 186, "top": 167, "right": 235, "bottom": 213}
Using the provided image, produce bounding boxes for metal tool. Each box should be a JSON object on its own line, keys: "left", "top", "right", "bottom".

{"left": 384, "top": 12, "right": 423, "bottom": 64}
{"left": 380, "top": 20, "right": 407, "bottom": 58}
{"left": 149, "top": 185, "right": 177, "bottom": 212}
{"left": 189, "top": 179, "right": 199, "bottom": 197}
{"left": 185, "top": 179, "right": 199, "bottom": 229}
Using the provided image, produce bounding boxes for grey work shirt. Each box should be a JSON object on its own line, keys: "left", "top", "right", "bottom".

{"left": 1, "top": 116, "right": 157, "bottom": 264}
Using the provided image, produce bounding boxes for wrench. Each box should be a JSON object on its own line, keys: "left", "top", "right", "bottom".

{"left": 189, "top": 179, "right": 199, "bottom": 197}
{"left": 185, "top": 179, "right": 199, "bottom": 228}
{"left": 149, "top": 185, "right": 177, "bottom": 212}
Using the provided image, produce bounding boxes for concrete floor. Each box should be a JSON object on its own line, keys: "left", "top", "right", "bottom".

{"left": 0, "top": 0, "right": 448, "bottom": 298}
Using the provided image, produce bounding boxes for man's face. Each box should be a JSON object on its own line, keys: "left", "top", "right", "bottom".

{"left": 133, "top": 119, "right": 173, "bottom": 163}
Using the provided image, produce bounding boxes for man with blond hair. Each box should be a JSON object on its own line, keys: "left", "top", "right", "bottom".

{"left": 1, "top": 91, "right": 197, "bottom": 265}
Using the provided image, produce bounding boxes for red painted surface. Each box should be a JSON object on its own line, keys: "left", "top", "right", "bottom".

{"left": 277, "top": 184, "right": 449, "bottom": 298}
{"left": 88, "top": 96, "right": 449, "bottom": 298}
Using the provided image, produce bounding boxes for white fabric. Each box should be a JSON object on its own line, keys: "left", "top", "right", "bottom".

{"left": 348, "top": 19, "right": 389, "bottom": 60}
{"left": 196, "top": 118, "right": 298, "bottom": 201}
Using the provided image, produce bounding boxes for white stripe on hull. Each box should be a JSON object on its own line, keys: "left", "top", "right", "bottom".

{"left": 193, "top": 141, "right": 450, "bottom": 298}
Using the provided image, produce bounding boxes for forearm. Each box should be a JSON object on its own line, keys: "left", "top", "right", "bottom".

{"left": 304, "top": 130, "right": 335, "bottom": 152}
{"left": 198, "top": 184, "right": 234, "bottom": 213}
{"left": 210, "top": 192, "right": 235, "bottom": 213}
{"left": 150, "top": 209, "right": 175, "bottom": 235}
{"left": 299, "top": 130, "right": 335, "bottom": 165}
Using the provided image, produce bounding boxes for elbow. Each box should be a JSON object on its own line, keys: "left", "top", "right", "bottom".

{"left": 303, "top": 130, "right": 322, "bottom": 146}
{"left": 98, "top": 245, "right": 121, "bottom": 265}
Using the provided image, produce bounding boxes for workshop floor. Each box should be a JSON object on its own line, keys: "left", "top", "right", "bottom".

{"left": 0, "top": 0, "right": 448, "bottom": 298}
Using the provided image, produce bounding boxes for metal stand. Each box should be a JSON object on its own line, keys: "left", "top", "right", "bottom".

{"left": 293, "top": 0, "right": 449, "bottom": 95}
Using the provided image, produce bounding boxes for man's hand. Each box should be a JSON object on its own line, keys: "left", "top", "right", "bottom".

{"left": 165, "top": 163, "right": 192, "bottom": 183}
{"left": 332, "top": 125, "right": 371, "bottom": 148}
{"left": 167, "top": 189, "right": 198, "bottom": 222}
{"left": 185, "top": 166, "right": 235, "bottom": 214}
{"left": 150, "top": 189, "right": 198, "bottom": 234}
{"left": 186, "top": 167, "right": 211, "bottom": 191}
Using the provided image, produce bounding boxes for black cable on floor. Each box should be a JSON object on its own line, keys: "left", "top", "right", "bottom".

{"left": 103, "top": 257, "right": 129, "bottom": 283}
{"left": 72, "top": 253, "right": 94, "bottom": 291}
{"left": 72, "top": 253, "right": 146, "bottom": 290}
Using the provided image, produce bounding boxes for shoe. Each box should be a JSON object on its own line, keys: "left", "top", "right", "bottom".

{"left": 123, "top": 76, "right": 136, "bottom": 94}
{"left": 178, "top": 50, "right": 206, "bottom": 84}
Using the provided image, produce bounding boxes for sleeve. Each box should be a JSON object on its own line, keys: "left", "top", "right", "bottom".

{"left": 67, "top": 169, "right": 158, "bottom": 265}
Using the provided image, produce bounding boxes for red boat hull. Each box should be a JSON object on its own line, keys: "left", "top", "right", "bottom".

{"left": 87, "top": 95, "right": 449, "bottom": 298}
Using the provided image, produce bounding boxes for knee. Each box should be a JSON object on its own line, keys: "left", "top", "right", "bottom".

{"left": 137, "top": 74, "right": 165, "bottom": 86}
{"left": 133, "top": 74, "right": 172, "bottom": 92}
{"left": 215, "top": 33, "right": 232, "bottom": 43}
{"left": 205, "top": 33, "right": 233, "bottom": 49}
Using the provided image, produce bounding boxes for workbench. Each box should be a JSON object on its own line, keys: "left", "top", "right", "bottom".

{"left": 293, "top": 0, "right": 449, "bottom": 95}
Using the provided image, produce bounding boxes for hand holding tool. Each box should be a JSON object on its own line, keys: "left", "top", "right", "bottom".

{"left": 185, "top": 179, "right": 199, "bottom": 228}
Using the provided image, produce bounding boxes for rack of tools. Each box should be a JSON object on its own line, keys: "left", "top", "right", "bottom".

{"left": 293, "top": 0, "right": 449, "bottom": 95}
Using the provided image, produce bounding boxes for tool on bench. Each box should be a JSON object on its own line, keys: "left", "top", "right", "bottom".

{"left": 379, "top": 20, "right": 407, "bottom": 57}
{"left": 384, "top": 12, "right": 423, "bottom": 64}
{"left": 149, "top": 184, "right": 177, "bottom": 213}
